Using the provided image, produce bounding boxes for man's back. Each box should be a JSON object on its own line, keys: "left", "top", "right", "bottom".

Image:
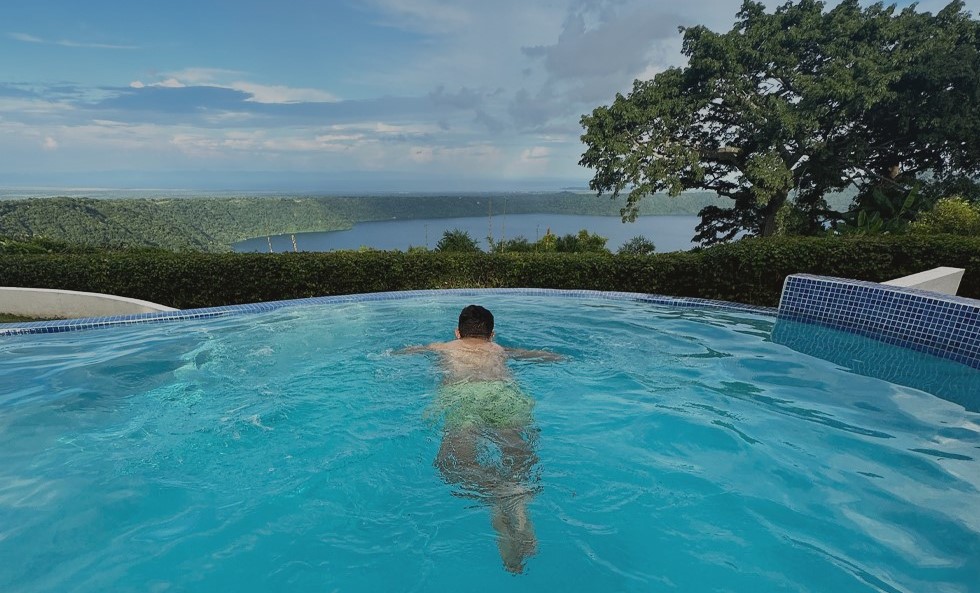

{"left": 430, "top": 338, "right": 513, "bottom": 384}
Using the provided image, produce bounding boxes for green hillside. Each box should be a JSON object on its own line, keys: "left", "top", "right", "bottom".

{"left": 0, "top": 197, "right": 350, "bottom": 251}
{"left": 0, "top": 192, "right": 746, "bottom": 252}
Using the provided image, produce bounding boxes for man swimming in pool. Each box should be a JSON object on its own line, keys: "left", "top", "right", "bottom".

{"left": 400, "top": 305, "right": 562, "bottom": 574}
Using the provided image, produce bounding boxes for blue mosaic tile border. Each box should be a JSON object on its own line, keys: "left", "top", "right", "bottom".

{"left": 778, "top": 274, "right": 980, "bottom": 370}
{"left": 0, "top": 289, "right": 776, "bottom": 337}
{"left": 771, "top": 318, "right": 980, "bottom": 411}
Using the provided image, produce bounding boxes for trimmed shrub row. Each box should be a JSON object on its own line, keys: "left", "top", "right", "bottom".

{"left": 1, "top": 235, "right": 977, "bottom": 309}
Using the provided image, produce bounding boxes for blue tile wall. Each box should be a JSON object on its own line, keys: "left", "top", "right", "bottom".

{"left": 778, "top": 274, "right": 980, "bottom": 370}
{"left": 771, "top": 318, "right": 980, "bottom": 410}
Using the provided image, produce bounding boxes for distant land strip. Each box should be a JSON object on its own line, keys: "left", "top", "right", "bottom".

{"left": 0, "top": 191, "right": 846, "bottom": 253}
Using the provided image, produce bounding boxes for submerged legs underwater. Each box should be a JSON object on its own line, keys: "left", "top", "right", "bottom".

{"left": 436, "top": 425, "right": 540, "bottom": 574}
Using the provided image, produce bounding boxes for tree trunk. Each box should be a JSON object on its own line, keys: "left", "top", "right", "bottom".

{"left": 759, "top": 193, "right": 788, "bottom": 237}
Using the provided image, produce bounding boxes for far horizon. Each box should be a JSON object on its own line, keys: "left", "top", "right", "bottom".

{"left": 0, "top": 170, "right": 589, "bottom": 196}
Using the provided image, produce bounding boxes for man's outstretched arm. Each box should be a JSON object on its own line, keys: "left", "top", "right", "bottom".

{"left": 395, "top": 342, "right": 453, "bottom": 355}
{"left": 393, "top": 344, "right": 431, "bottom": 355}
{"left": 504, "top": 347, "right": 564, "bottom": 362}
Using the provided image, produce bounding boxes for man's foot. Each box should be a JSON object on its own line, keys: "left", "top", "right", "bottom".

{"left": 491, "top": 494, "right": 537, "bottom": 574}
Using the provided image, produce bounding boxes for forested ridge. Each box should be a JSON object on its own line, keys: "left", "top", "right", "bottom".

{"left": 0, "top": 191, "right": 746, "bottom": 252}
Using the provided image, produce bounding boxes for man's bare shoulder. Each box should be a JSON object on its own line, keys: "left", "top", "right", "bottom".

{"left": 441, "top": 339, "right": 505, "bottom": 354}
{"left": 395, "top": 340, "right": 484, "bottom": 354}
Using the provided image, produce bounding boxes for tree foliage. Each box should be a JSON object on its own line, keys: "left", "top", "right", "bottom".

{"left": 493, "top": 229, "right": 610, "bottom": 253}
{"left": 492, "top": 236, "right": 536, "bottom": 252}
{"left": 618, "top": 236, "right": 657, "bottom": 255}
{"left": 910, "top": 196, "right": 980, "bottom": 235}
{"left": 554, "top": 229, "right": 609, "bottom": 253}
{"left": 841, "top": 184, "right": 927, "bottom": 235}
{"left": 580, "top": 0, "right": 980, "bottom": 245}
{"left": 435, "top": 229, "right": 482, "bottom": 252}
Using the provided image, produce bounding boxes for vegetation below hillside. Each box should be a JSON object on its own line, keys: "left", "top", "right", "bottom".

{"left": 2, "top": 235, "right": 975, "bottom": 309}
{"left": 0, "top": 192, "right": 749, "bottom": 253}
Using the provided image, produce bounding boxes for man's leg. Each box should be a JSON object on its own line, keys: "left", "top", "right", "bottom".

{"left": 488, "top": 426, "right": 539, "bottom": 573}
{"left": 436, "top": 425, "right": 540, "bottom": 574}
{"left": 495, "top": 427, "right": 539, "bottom": 483}
{"left": 436, "top": 426, "right": 497, "bottom": 492}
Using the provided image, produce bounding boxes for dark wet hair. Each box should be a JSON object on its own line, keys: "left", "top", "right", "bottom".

{"left": 457, "top": 305, "right": 494, "bottom": 339}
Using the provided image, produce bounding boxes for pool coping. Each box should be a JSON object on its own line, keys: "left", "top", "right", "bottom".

{"left": 0, "top": 289, "right": 777, "bottom": 336}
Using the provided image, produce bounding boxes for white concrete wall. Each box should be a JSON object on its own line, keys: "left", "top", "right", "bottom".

{"left": 0, "top": 287, "right": 176, "bottom": 319}
{"left": 882, "top": 267, "right": 965, "bottom": 296}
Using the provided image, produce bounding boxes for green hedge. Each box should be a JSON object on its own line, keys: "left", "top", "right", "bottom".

{"left": 1, "top": 235, "right": 977, "bottom": 309}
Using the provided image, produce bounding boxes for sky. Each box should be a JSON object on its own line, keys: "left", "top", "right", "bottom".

{"left": 0, "top": 0, "right": 965, "bottom": 192}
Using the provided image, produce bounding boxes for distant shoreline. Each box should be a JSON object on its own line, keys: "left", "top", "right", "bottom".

{"left": 0, "top": 191, "right": 851, "bottom": 252}
{"left": 234, "top": 213, "right": 703, "bottom": 253}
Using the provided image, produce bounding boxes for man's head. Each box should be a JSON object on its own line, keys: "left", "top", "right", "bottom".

{"left": 457, "top": 305, "right": 494, "bottom": 340}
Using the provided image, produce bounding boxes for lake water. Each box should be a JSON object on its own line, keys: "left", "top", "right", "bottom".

{"left": 233, "top": 214, "right": 701, "bottom": 253}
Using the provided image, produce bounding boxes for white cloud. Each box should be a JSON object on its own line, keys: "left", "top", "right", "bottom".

{"left": 362, "top": 0, "right": 472, "bottom": 34}
{"left": 520, "top": 146, "right": 550, "bottom": 161}
{"left": 315, "top": 133, "right": 365, "bottom": 143}
{"left": 0, "top": 120, "right": 198, "bottom": 171}
{"left": 56, "top": 39, "right": 138, "bottom": 50}
{"left": 132, "top": 71, "right": 340, "bottom": 104}
{"left": 166, "top": 120, "right": 443, "bottom": 161}
{"left": 7, "top": 31, "right": 136, "bottom": 49}
{"left": 518, "top": 1, "right": 689, "bottom": 110}
{"left": 352, "top": 0, "right": 685, "bottom": 132}
{"left": 407, "top": 143, "right": 502, "bottom": 167}
{"left": 172, "top": 129, "right": 357, "bottom": 156}
{"left": 328, "top": 122, "right": 437, "bottom": 135}
{"left": 634, "top": 63, "right": 667, "bottom": 83}
{"left": 232, "top": 82, "right": 338, "bottom": 104}
{"left": 128, "top": 78, "right": 184, "bottom": 89}
{"left": 8, "top": 32, "right": 43, "bottom": 43}
{"left": 169, "top": 134, "right": 218, "bottom": 156}
{"left": 0, "top": 97, "right": 74, "bottom": 115}
{"left": 171, "top": 133, "right": 257, "bottom": 156}
{"left": 523, "top": 8, "right": 676, "bottom": 81}
{"left": 350, "top": 1, "right": 563, "bottom": 96}
{"left": 201, "top": 110, "right": 256, "bottom": 124}
{"left": 162, "top": 68, "right": 242, "bottom": 84}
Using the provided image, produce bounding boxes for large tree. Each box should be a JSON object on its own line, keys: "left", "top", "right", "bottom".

{"left": 579, "top": 0, "right": 980, "bottom": 244}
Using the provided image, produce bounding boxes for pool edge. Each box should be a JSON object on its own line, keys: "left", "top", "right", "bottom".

{"left": 0, "top": 289, "right": 776, "bottom": 336}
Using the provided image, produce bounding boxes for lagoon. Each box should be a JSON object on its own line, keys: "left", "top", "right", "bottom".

{"left": 233, "top": 214, "right": 701, "bottom": 253}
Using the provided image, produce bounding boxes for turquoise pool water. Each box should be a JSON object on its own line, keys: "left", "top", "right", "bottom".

{"left": 1, "top": 295, "right": 978, "bottom": 592}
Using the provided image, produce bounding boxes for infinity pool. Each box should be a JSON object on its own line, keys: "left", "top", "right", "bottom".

{"left": 1, "top": 294, "right": 978, "bottom": 592}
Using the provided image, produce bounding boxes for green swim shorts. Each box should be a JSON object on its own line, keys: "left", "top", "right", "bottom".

{"left": 434, "top": 380, "right": 534, "bottom": 429}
